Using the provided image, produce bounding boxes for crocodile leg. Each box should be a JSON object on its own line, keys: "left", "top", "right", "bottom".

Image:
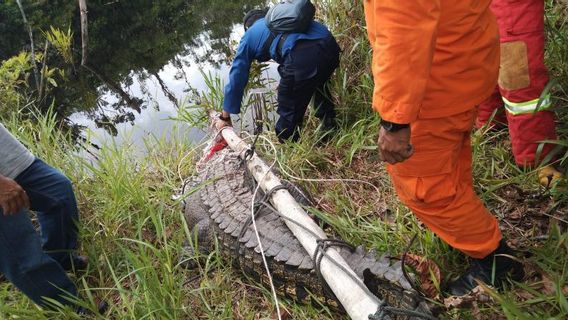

{"left": 182, "top": 191, "right": 214, "bottom": 268}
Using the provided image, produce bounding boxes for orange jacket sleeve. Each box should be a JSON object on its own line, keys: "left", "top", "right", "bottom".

{"left": 364, "top": 0, "right": 441, "bottom": 124}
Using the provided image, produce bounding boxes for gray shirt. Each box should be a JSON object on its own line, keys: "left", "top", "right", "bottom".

{"left": 0, "top": 123, "right": 35, "bottom": 179}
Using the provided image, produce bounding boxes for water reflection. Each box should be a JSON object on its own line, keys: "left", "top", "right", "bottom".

{"left": 71, "top": 24, "right": 279, "bottom": 152}
{"left": 70, "top": 27, "right": 235, "bottom": 150}
{"left": 2, "top": 0, "right": 270, "bottom": 143}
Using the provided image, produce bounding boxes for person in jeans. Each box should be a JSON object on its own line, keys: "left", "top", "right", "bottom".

{"left": 215, "top": 9, "right": 340, "bottom": 142}
{"left": 0, "top": 122, "right": 87, "bottom": 309}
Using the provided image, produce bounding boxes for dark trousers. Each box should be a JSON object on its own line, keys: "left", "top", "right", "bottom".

{"left": 275, "top": 36, "right": 340, "bottom": 141}
{"left": 0, "top": 159, "right": 78, "bottom": 307}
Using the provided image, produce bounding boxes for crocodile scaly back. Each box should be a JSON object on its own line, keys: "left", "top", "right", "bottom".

{"left": 184, "top": 149, "right": 432, "bottom": 318}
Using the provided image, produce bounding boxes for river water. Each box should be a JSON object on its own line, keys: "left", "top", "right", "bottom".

{"left": 71, "top": 9, "right": 279, "bottom": 153}
{"left": 2, "top": 1, "right": 276, "bottom": 153}
{"left": 70, "top": 26, "right": 278, "bottom": 153}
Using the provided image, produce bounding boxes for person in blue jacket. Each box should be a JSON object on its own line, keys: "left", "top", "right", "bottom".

{"left": 216, "top": 9, "right": 340, "bottom": 142}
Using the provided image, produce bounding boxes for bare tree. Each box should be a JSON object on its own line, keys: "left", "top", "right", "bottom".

{"left": 78, "top": 0, "right": 89, "bottom": 66}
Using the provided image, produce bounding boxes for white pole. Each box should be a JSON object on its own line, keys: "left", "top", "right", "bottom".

{"left": 220, "top": 128, "right": 381, "bottom": 320}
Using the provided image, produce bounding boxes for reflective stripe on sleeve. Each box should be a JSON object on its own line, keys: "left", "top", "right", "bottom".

{"left": 503, "top": 94, "right": 552, "bottom": 115}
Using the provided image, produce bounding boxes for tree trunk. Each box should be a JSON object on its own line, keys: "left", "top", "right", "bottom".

{"left": 81, "top": 64, "right": 142, "bottom": 113}
{"left": 15, "top": 0, "right": 40, "bottom": 91}
{"left": 151, "top": 71, "right": 179, "bottom": 109}
{"left": 78, "top": 0, "right": 89, "bottom": 66}
{"left": 38, "top": 40, "right": 50, "bottom": 104}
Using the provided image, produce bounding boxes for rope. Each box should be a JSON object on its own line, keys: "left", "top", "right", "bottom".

{"left": 401, "top": 233, "right": 426, "bottom": 297}
{"left": 241, "top": 100, "right": 266, "bottom": 162}
{"left": 246, "top": 147, "right": 283, "bottom": 320}
{"left": 220, "top": 131, "right": 436, "bottom": 320}
{"left": 235, "top": 184, "right": 290, "bottom": 257}
{"left": 313, "top": 238, "right": 356, "bottom": 298}
{"left": 368, "top": 301, "right": 390, "bottom": 320}
{"left": 242, "top": 129, "right": 262, "bottom": 162}
{"left": 255, "top": 200, "right": 376, "bottom": 296}
{"left": 256, "top": 200, "right": 438, "bottom": 320}
{"left": 252, "top": 134, "right": 386, "bottom": 209}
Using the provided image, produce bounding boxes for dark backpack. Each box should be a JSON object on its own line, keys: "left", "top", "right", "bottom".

{"left": 265, "top": 0, "right": 316, "bottom": 33}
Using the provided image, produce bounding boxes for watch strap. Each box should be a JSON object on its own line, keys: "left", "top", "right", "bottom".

{"left": 381, "top": 120, "right": 409, "bottom": 132}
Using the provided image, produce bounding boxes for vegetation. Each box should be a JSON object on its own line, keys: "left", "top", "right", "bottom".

{"left": 0, "top": 0, "right": 567, "bottom": 319}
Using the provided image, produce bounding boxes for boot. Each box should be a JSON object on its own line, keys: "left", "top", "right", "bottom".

{"left": 448, "top": 240, "right": 524, "bottom": 296}
{"left": 318, "top": 116, "right": 338, "bottom": 142}
{"left": 60, "top": 254, "right": 89, "bottom": 273}
{"left": 321, "top": 116, "right": 337, "bottom": 132}
{"left": 538, "top": 165, "right": 563, "bottom": 188}
{"left": 77, "top": 300, "right": 109, "bottom": 316}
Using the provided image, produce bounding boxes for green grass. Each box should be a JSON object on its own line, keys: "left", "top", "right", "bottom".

{"left": 0, "top": 0, "right": 567, "bottom": 319}
{"left": 1, "top": 110, "right": 335, "bottom": 319}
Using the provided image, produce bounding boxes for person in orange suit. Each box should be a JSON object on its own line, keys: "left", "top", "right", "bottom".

{"left": 477, "top": 0, "right": 562, "bottom": 187}
{"left": 363, "top": 0, "right": 524, "bottom": 295}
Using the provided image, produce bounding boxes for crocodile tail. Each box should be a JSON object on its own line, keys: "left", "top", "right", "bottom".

{"left": 338, "top": 246, "right": 433, "bottom": 319}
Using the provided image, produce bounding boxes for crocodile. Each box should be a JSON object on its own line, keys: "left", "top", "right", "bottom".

{"left": 182, "top": 146, "right": 433, "bottom": 319}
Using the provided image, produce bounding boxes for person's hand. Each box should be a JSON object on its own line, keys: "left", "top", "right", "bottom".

{"left": 215, "top": 118, "right": 232, "bottom": 130}
{"left": 378, "top": 126, "right": 414, "bottom": 164}
{"left": 215, "top": 112, "right": 232, "bottom": 130}
{"left": 0, "top": 175, "right": 30, "bottom": 215}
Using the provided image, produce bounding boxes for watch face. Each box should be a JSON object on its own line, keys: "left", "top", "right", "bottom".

{"left": 382, "top": 121, "right": 408, "bottom": 132}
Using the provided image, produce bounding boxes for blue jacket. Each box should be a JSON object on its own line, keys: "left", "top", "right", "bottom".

{"left": 223, "top": 18, "right": 332, "bottom": 114}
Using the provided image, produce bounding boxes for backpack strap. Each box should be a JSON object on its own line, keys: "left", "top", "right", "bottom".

{"left": 261, "top": 32, "right": 277, "bottom": 60}
{"left": 277, "top": 34, "right": 289, "bottom": 56}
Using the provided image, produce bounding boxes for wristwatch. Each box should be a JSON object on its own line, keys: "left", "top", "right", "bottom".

{"left": 381, "top": 120, "right": 409, "bottom": 132}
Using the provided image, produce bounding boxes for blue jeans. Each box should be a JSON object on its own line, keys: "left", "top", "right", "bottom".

{"left": 0, "top": 158, "right": 78, "bottom": 308}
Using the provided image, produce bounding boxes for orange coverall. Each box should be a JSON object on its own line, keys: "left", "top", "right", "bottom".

{"left": 364, "top": 0, "right": 503, "bottom": 258}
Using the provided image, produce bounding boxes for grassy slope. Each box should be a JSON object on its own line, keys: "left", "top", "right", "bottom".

{"left": 0, "top": 0, "right": 567, "bottom": 319}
